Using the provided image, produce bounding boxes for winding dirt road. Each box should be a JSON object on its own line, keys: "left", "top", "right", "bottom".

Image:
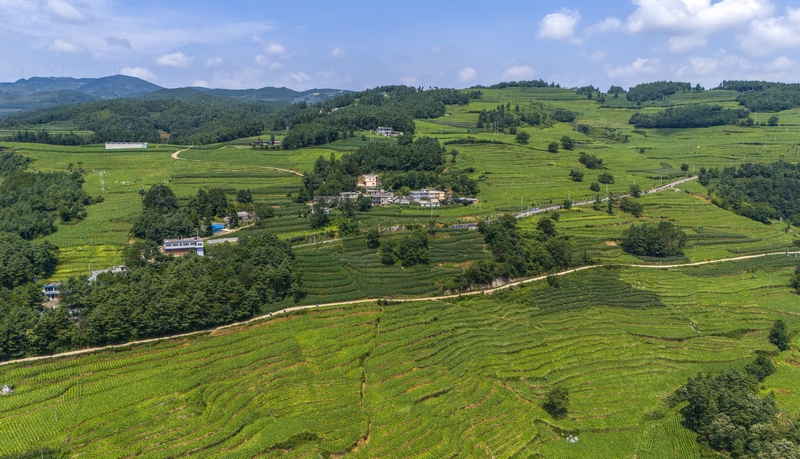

{"left": 171, "top": 147, "right": 304, "bottom": 176}
{"left": 3, "top": 250, "right": 797, "bottom": 368}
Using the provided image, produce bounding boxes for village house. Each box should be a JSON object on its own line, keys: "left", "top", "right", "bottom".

{"left": 370, "top": 191, "right": 393, "bottom": 206}
{"left": 224, "top": 211, "right": 252, "bottom": 225}
{"left": 410, "top": 189, "right": 447, "bottom": 202}
{"left": 89, "top": 265, "right": 127, "bottom": 282}
{"left": 105, "top": 142, "right": 147, "bottom": 150}
{"left": 162, "top": 237, "right": 205, "bottom": 257}
{"left": 357, "top": 174, "right": 380, "bottom": 189}
{"left": 392, "top": 196, "right": 413, "bottom": 205}
{"left": 419, "top": 199, "right": 441, "bottom": 207}
{"left": 339, "top": 191, "right": 360, "bottom": 201}
{"left": 43, "top": 282, "right": 61, "bottom": 301}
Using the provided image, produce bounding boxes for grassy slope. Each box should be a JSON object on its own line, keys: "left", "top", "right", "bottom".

{"left": 1, "top": 260, "right": 798, "bottom": 458}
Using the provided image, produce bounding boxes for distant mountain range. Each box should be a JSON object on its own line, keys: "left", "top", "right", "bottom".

{"left": 0, "top": 75, "right": 347, "bottom": 116}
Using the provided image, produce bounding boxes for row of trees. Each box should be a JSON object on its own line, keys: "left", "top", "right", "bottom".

{"left": 476, "top": 102, "right": 576, "bottom": 131}
{"left": 629, "top": 104, "right": 750, "bottom": 129}
{"left": 621, "top": 221, "right": 687, "bottom": 257}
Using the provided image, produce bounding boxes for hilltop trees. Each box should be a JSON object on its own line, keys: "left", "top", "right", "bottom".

{"left": 629, "top": 104, "right": 750, "bottom": 129}
{"left": 626, "top": 81, "right": 692, "bottom": 102}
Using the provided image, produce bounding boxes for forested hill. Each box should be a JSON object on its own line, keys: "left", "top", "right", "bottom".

{"left": 717, "top": 80, "right": 800, "bottom": 112}
{"left": 0, "top": 75, "right": 346, "bottom": 113}
{"left": 1, "top": 85, "right": 476, "bottom": 147}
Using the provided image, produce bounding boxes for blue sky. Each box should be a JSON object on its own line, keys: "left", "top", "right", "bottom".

{"left": 1, "top": 0, "right": 799, "bottom": 91}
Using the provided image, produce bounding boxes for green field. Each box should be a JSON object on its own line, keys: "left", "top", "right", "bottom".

{"left": 6, "top": 86, "right": 800, "bottom": 278}
{"left": 1, "top": 258, "right": 798, "bottom": 458}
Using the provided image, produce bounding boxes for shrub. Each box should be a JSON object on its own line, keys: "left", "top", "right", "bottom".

{"left": 543, "top": 387, "right": 569, "bottom": 419}
{"left": 569, "top": 170, "right": 584, "bottom": 182}
{"left": 547, "top": 142, "right": 559, "bottom": 153}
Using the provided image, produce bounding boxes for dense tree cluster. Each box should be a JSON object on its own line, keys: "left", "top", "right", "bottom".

{"left": 379, "top": 229, "right": 429, "bottom": 267}
{"left": 626, "top": 81, "right": 693, "bottom": 102}
{"left": 6, "top": 130, "right": 88, "bottom": 146}
{"left": 451, "top": 215, "right": 577, "bottom": 290}
{"left": 621, "top": 221, "right": 687, "bottom": 257}
{"left": 0, "top": 151, "right": 92, "bottom": 239}
{"left": 677, "top": 357, "right": 800, "bottom": 458}
{"left": 578, "top": 152, "right": 603, "bottom": 169}
{"left": 0, "top": 232, "right": 300, "bottom": 360}
{"left": 0, "top": 233, "right": 58, "bottom": 289}
{"left": 470, "top": 80, "right": 555, "bottom": 90}
{"left": 629, "top": 104, "right": 750, "bottom": 129}
{"left": 476, "top": 102, "right": 576, "bottom": 130}
{"left": 704, "top": 162, "right": 800, "bottom": 225}
{"left": 719, "top": 81, "right": 800, "bottom": 112}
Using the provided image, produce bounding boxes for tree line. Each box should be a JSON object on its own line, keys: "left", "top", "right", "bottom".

{"left": 626, "top": 81, "right": 695, "bottom": 103}
{"left": 629, "top": 104, "right": 750, "bottom": 129}
{"left": 719, "top": 80, "right": 800, "bottom": 112}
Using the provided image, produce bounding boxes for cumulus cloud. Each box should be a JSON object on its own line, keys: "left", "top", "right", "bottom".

{"left": 538, "top": 8, "right": 581, "bottom": 40}
{"left": 42, "top": 0, "right": 88, "bottom": 22}
{"left": 585, "top": 17, "right": 621, "bottom": 36}
{"left": 270, "top": 62, "right": 284, "bottom": 70}
{"left": 46, "top": 38, "right": 80, "bottom": 53}
{"left": 255, "top": 55, "right": 269, "bottom": 66}
{"left": 667, "top": 35, "right": 707, "bottom": 52}
{"left": 740, "top": 7, "right": 800, "bottom": 55}
{"left": 626, "top": 0, "right": 773, "bottom": 35}
{"left": 105, "top": 37, "right": 131, "bottom": 49}
{"left": 120, "top": 66, "right": 155, "bottom": 81}
{"left": 206, "top": 57, "right": 223, "bottom": 68}
{"left": 458, "top": 67, "right": 477, "bottom": 83}
{"left": 192, "top": 80, "right": 209, "bottom": 87}
{"left": 291, "top": 72, "right": 310, "bottom": 82}
{"left": 157, "top": 52, "right": 193, "bottom": 68}
{"left": 503, "top": 66, "right": 536, "bottom": 80}
{"left": 607, "top": 58, "right": 658, "bottom": 79}
{"left": 331, "top": 47, "right": 345, "bottom": 58}
{"left": 428, "top": 45, "right": 442, "bottom": 53}
{"left": 264, "top": 42, "right": 285, "bottom": 56}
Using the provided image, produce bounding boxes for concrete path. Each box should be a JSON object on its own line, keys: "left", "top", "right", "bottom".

{"left": 514, "top": 176, "right": 698, "bottom": 219}
{"left": 2, "top": 249, "right": 797, "bottom": 368}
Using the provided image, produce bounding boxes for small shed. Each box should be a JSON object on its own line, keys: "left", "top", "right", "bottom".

{"left": 1, "top": 385, "right": 13, "bottom": 395}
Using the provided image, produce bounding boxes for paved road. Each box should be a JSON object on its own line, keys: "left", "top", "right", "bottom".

{"left": 514, "top": 176, "right": 698, "bottom": 219}
{"left": 3, "top": 249, "right": 797, "bottom": 368}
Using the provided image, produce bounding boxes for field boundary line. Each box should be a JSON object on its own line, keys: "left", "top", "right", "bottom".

{"left": 2, "top": 249, "right": 798, "bottom": 367}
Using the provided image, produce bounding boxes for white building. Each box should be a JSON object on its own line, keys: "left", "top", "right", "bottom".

{"left": 89, "top": 266, "right": 127, "bottom": 282}
{"left": 376, "top": 126, "right": 393, "bottom": 136}
{"left": 105, "top": 142, "right": 148, "bottom": 150}
{"left": 410, "top": 189, "right": 446, "bottom": 202}
{"left": 358, "top": 174, "right": 380, "bottom": 189}
{"left": 163, "top": 237, "right": 205, "bottom": 257}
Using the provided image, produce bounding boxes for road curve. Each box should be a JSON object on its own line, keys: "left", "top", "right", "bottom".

{"left": 2, "top": 249, "right": 797, "bottom": 368}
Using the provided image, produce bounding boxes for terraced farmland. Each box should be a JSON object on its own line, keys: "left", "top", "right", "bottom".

{"left": 2, "top": 259, "right": 798, "bottom": 458}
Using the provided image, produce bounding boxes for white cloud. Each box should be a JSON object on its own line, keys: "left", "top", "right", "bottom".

{"left": 607, "top": 58, "right": 658, "bottom": 79}
{"left": 627, "top": 0, "right": 773, "bottom": 35}
{"left": 667, "top": 35, "right": 707, "bottom": 52}
{"left": 157, "top": 52, "right": 193, "bottom": 68}
{"left": 400, "top": 75, "right": 419, "bottom": 86}
{"left": 740, "top": 7, "right": 800, "bottom": 55}
{"left": 503, "top": 65, "right": 536, "bottom": 80}
{"left": 269, "top": 61, "right": 284, "bottom": 70}
{"left": 678, "top": 56, "right": 720, "bottom": 76}
{"left": 192, "top": 80, "right": 208, "bottom": 87}
{"left": 42, "top": 0, "right": 88, "bottom": 22}
{"left": 255, "top": 55, "right": 269, "bottom": 66}
{"left": 331, "top": 47, "right": 345, "bottom": 58}
{"left": 206, "top": 57, "right": 223, "bottom": 68}
{"left": 291, "top": 72, "right": 310, "bottom": 82}
{"left": 458, "top": 67, "right": 477, "bottom": 83}
{"left": 538, "top": 8, "right": 581, "bottom": 40}
{"left": 264, "top": 42, "right": 285, "bottom": 56}
{"left": 46, "top": 38, "right": 80, "bottom": 53}
{"left": 589, "top": 51, "right": 608, "bottom": 62}
{"left": 120, "top": 67, "right": 156, "bottom": 81}
{"left": 585, "top": 17, "right": 622, "bottom": 36}
{"left": 429, "top": 45, "right": 442, "bottom": 53}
